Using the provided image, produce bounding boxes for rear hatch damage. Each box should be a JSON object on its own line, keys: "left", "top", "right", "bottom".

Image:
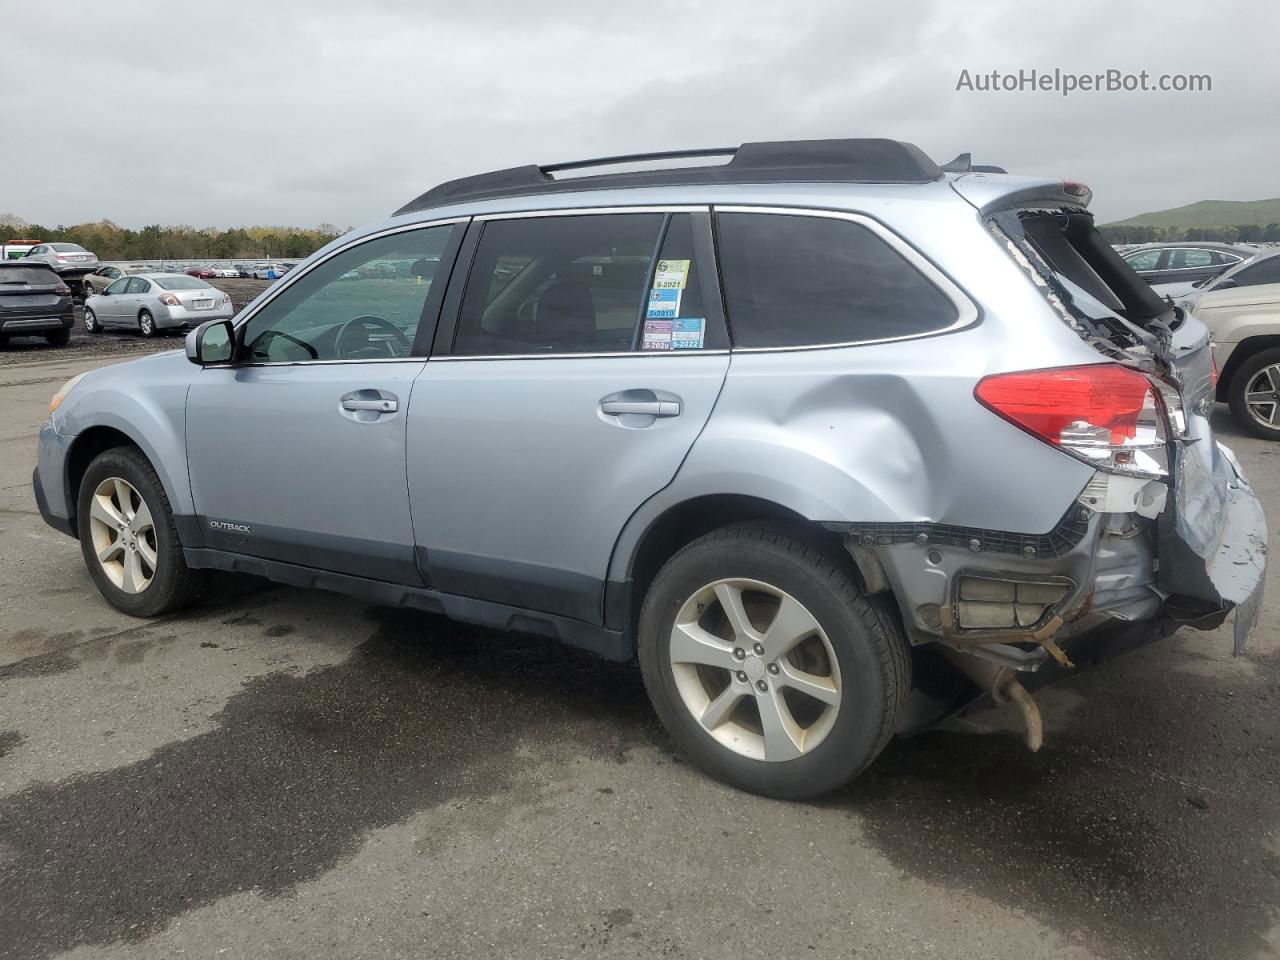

{"left": 982, "top": 200, "right": 1266, "bottom": 655}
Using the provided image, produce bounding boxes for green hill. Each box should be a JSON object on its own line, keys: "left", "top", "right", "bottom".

{"left": 1106, "top": 197, "right": 1280, "bottom": 229}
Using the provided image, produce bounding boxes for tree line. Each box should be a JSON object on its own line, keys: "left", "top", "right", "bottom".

{"left": 0, "top": 214, "right": 346, "bottom": 261}
{"left": 1099, "top": 222, "right": 1280, "bottom": 245}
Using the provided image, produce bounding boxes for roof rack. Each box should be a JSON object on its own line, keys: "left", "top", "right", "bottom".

{"left": 394, "top": 138, "right": 944, "bottom": 215}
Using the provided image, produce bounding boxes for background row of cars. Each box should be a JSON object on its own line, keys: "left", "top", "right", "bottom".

{"left": 1121, "top": 241, "right": 1280, "bottom": 439}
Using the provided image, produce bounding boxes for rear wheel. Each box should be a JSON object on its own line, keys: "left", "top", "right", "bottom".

{"left": 138, "top": 310, "right": 157, "bottom": 338}
{"left": 77, "top": 447, "right": 204, "bottom": 617}
{"left": 83, "top": 308, "right": 101, "bottom": 334}
{"left": 1228, "top": 347, "right": 1280, "bottom": 440}
{"left": 638, "top": 524, "right": 909, "bottom": 800}
{"left": 45, "top": 328, "right": 71, "bottom": 347}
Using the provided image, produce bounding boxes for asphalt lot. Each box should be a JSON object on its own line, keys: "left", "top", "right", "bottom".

{"left": 0, "top": 342, "right": 1277, "bottom": 960}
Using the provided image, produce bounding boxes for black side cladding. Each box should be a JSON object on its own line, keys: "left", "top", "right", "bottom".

{"left": 393, "top": 138, "right": 943, "bottom": 215}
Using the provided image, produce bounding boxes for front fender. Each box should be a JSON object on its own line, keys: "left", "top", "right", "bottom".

{"left": 54, "top": 352, "right": 197, "bottom": 516}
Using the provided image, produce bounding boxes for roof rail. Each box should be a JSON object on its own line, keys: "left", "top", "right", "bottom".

{"left": 394, "top": 138, "right": 944, "bottom": 215}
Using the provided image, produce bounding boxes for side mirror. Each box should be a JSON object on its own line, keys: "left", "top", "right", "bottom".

{"left": 186, "top": 319, "right": 235, "bottom": 366}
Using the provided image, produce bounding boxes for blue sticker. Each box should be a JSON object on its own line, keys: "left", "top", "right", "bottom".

{"left": 646, "top": 287, "right": 681, "bottom": 319}
{"left": 671, "top": 317, "right": 704, "bottom": 349}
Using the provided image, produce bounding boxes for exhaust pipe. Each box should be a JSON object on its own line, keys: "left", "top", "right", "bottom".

{"left": 940, "top": 647, "right": 1043, "bottom": 752}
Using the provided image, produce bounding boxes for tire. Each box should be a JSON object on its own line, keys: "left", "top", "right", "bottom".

{"left": 83, "top": 307, "right": 101, "bottom": 334}
{"left": 637, "top": 524, "right": 909, "bottom": 800}
{"left": 1227, "top": 347, "right": 1280, "bottom": 440}
{"left": 45, "top": 328, "right": 71, "bottom": 347}
{"left": 77, "top": 446, "right": 204, "bottom": 617}
{"left": 138, "top": 310, "right": 157, "bottom": 338}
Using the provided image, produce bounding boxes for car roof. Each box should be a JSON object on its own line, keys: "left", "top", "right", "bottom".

{"left": 395, "top": 138, "right": 944, "bottom": 215}
{"left": 0, "top": 260, "right": 55, "bottom": 269}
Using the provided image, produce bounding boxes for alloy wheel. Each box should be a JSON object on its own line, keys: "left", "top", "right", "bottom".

{"left": 87, "top": 477, "right": 157, "bottom": 594}
{"left": 1244, "top": 363, "right": 1280, "bottom": 429}
{"left": 668, "top": 578, "right": 842, "bottom": 762}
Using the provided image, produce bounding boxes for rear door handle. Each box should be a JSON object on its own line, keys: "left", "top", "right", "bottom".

{"left": 600, "top": 400, "right": 681, "bottom": 417}
{"left": 342, "top": 398, "right": 398, "bottom": 413}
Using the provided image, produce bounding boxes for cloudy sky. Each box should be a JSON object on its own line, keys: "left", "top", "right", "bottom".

{"left": 3, "top": 0, "right": 1275, "bottom": 229}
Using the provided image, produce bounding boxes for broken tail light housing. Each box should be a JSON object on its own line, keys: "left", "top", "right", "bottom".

{"left": 975, "top": 363, "right": 1173, "bottom": 478}
{"left": 157, "top": 293, "right": 181, "bottom": 306}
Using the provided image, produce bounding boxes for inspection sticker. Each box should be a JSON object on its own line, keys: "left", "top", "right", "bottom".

{"left": 653, "top": 258, "right": 691, "bottom": 290}
{"left": 671, "top": 317, "right": 704, "bottom": 349}
{"left": 647, "top": 288, "right": 682, "bottom": 319}
{"left": 642, "top": 319, "right": 673, "bottom": 350}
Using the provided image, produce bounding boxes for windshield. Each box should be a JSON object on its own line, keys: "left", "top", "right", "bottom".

{"left": 154, "top": 276, "right": 211, "bottom": 290}
{"left": 50, "top": 243, "right": 86, "bottom": 253}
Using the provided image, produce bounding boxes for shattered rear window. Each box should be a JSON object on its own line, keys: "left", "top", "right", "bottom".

{"left": 993, "top": 208, "right": 1172, "bottom": 330}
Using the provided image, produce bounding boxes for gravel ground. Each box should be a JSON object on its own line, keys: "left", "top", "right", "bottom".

{"left": 0, "top": 347, "right": 1277, "bottom": 960}
{"left": 0, "top": 278, "right": 270, "bottom": 365}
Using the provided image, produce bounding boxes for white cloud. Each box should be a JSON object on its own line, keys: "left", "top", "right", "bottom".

{"left": 3, "top": 0, "right": 1274, "bottom": 228}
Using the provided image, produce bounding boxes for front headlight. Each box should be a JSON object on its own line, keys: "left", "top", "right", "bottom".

{"left": 49, "top": 373, "right": 88, "bottom": 414}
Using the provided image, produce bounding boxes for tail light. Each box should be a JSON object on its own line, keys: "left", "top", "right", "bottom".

{"left": 975, "top": 364, "right": 1174, "bottom": 478}
{"left": 158, "top": 293, "right": 181, "bottom": 306}
{"left": 221, "top": 293, "right": 232, "bottom": 305}
{"left": 54, "top": 284, "right": 71, "bottom": 296}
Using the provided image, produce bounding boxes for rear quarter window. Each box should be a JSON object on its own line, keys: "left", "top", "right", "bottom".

{"left": 715, "top": 212, "right": 959, "bottom": 348}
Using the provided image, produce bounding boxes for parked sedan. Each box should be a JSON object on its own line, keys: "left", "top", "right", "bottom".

{"left": 1122, "top": 242, "right": 1260, "bottom": 299}
{"left": 83, "top": 264, "right": 150, "bottom": 296}
{"left": 186, "top": 265, "right": 218, "bottom": 280}
{"left": 23, "top": 243, "right": 100, "bottom": 295}
{"left": 83, "top": 273, "right": 233, "bottom": 338}
{"left": 0, "top": 261, "right": 74, "bottom": 347}
{"left": 215, "top": 265, "right": 240, "bottom": 278}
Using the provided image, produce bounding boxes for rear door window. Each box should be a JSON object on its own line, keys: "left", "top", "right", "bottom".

{"left": 1124, "top": 249, "right": 1164, "bottom": 271}
{"left": 715, "top": 211, "right": 959, "bottom": 348}
{"left": 454, "top": 212, "right": 727, "bottom": 357}
{"left": 1168, "top": 249, "right": 1214, "bottom": 270}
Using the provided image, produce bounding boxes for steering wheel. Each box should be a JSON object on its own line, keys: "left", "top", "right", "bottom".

{"left": 335, "top": 315, "right": 411, "bottom": 359}
{"left": 250, "top": 329, "right": 318, "bottom": 361}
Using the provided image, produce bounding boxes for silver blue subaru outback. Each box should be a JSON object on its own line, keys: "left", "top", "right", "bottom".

{"left": 33, "top": 140, "right": 1267, "bottom": 799}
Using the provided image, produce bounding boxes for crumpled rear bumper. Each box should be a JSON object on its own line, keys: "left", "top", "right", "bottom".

{"left": 1157, "top": 442, "right": 1267, "bottom": 653}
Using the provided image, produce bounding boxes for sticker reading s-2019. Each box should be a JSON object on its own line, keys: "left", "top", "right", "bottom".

{"left": 647, "top": 288, "right": 681, "bottom": 319}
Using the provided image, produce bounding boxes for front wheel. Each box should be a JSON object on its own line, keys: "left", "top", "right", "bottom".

{"left": 77, "top": 447, "right": 204, "bottom": 616}
{"left": 1228, "top": 347, "right": 1280, "bottom": 440}
{"left": 638, "top": 525, "right": 909, "bottom": 800}
{"left": 138, "top": 310, "right": 157, "bottom": 338}
{"left": 83, "top": 307, "right": 101, "bottom": 334}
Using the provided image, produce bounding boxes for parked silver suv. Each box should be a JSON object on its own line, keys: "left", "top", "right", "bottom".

{"left": 33, "top": 140, "right": 1268, "bottom": 799}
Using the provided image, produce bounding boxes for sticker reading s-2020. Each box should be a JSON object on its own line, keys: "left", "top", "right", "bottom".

{"left": 642, "top": 319, "right": 673, "bottom": 351}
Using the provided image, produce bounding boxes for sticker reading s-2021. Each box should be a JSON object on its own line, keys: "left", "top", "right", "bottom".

{"left": 653, "top": 259, "right": 691, "bottom": 290}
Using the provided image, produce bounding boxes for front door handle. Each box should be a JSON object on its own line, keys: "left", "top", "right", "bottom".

{"left": 342, "top": 398, "right": 398, "bottom": 413}
{"left": 600, "top": 400, "right": 681, "bottom": 417}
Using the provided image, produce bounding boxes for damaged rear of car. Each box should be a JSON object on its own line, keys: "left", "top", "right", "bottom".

{"left": 851, "top": 174, "right": 1268, "bottom": 748}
